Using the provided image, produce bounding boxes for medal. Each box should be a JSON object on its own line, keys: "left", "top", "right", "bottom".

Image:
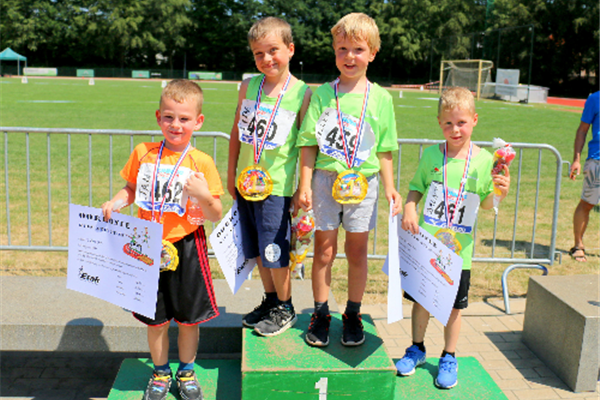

{"left": 237, "top": 164, "right": 273, "bottom": 201}
{"left": 237, "top": 73, "right": 291, "bottom": 201}
{"left": 332, "top": 170, "right": 368, "bottom": 204}
{"left": 160, "top": 240, "right": 179, "bottom": 272}
{"left": 332, "top": 78, "right": 371, "bottom": 204}
{"left": 435, "top": 142, "right": 473, "bottom": 254}
{"left": 150, "top": 141, "right": 191, "bottom": 272}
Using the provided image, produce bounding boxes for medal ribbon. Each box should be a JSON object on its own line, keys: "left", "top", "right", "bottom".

{"left": 442, "top": 142, "right": 473, "bottom": 229}
{"left": 252, "top": 73, "right": 292, "bottom": 164}
{"left": 150, "top": 141, "right": 191, "bottom": 223}
{"left": 334, "top": 78, "right": 370, "bottom": 169}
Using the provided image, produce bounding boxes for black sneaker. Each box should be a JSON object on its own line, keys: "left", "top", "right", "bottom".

{"left": 341, "top": 312, "right": 365, "bottom": 346}
{"left": 143, "top": 369, "right": 172, "bottom": 400}
{"left": 242, "top": 296, "right": 277, "bottom": 328}
{"left": 254, "top": 304, "right": 297, "bottom": 336}
{"left": 305, "top": 313, "right": 331, "bottom": 347}
{"left": 176, "top": 369, "right": 203, "bottom": 400}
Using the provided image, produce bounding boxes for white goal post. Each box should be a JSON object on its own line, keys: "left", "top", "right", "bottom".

{"left": 439, "top": 59, "right": 494, "bottom": 100}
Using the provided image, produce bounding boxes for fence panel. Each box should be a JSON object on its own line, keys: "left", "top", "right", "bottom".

{"left": 1, "top": 129, "right": 562, "bottom": 312}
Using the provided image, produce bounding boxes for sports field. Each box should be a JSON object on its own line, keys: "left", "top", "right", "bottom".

{"left": 0, "top": 77, "right": 597, "bottom": 303}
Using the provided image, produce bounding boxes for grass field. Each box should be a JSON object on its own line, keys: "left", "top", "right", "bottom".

{"left": 1, "top": 76, "right": 598, "bottom": 306}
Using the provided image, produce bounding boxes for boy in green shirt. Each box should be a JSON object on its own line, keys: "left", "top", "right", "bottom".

{"left": 297, "top": 13, "right": 402, "bottom": 347}
{"left": 396, "top": 87, "right": 511, "bottom": 389}
{"left": 227, "top": 17, "right": 311, "bottom": 336}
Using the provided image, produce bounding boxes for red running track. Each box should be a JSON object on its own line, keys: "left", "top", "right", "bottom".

{"left": 547, "top": 97, "right": 586, "bottom": 108}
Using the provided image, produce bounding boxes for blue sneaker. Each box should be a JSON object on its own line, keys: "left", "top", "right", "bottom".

{"left": 395, "top": 345, "right": 426, "bottom": 376}
{"left": 435, "top": 354, "right": 458, "bottom": 389}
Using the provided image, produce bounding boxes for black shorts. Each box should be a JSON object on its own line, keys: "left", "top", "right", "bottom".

{"left": 236, "top": 190, "right": 291, "bottom": 269}
{"left": 403, "top": 269, "right": 471, "bottom": 310}
{"left": 134, "top": 227, "right": 219, "bottom": 326}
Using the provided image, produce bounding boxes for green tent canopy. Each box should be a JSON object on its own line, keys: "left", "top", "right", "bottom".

{"left": 0, "top": 48, "right": 27, "bottom": 75}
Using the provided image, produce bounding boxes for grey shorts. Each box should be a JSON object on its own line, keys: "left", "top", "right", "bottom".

{"left": 312, "top": 169, "right": 379, "bottom": 233}
{"left": 581, "top": 159, "right": 600, "bottom": 205}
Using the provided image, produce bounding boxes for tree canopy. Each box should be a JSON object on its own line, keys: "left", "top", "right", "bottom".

{"left": 1, "top": 0, "right": 597, "bottom": 96}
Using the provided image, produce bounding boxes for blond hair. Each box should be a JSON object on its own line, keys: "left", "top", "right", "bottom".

{"left": 331, "top": 13, "right": 380, "bottom": 53}
{"left": 438, "top": 87, "right": 476, "bottom": 116}
{"left": 248, "top": 17, "right": 293, "bottom": 46}
{"left": 160, "top": 79, "right": 204, "bottom": 115}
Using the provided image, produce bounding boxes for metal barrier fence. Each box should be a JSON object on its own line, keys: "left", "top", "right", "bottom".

{"left": 1, "top": 129, "right": 562, "bottom": 312}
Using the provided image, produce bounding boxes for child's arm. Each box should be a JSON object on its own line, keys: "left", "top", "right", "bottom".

{"left": 401, "top": 190, "right": 423, "bottom": 234}
{"left": 297, "top": 146, "right": 318, "bottom": 213}
{"left": 291, "top": 88, "right": 314, "bottom": 216}
{"left": 481, "top": 165, "right": 511, "bottom": 210}
{"left": 378, "top": 151, "right": 403, "bottom": 216}
{"left": 227, "top": 81, "right": 249, "bottom": 199}
{"left": 185, "top": 172, "right": 223, "bottom": 222}
{"left": 101, "top": 181, "right": 136, "bottom": 221}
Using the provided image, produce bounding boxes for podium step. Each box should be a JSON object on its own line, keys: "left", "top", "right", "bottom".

{"left": 107, "top": 358, "right": 241, "bottom": 400}
{"left": 241, "top": 313, "right": 396, "bottom": 400}
{"left": 394, "top": 357, "right": 508, "bottom": 399}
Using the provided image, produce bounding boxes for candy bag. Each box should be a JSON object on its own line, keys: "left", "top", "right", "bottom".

{"left": 290, "top": 209, "right": 315, "bottom": 277}
{"left": 491, "top": 138, "right": 516, "bottom": 212}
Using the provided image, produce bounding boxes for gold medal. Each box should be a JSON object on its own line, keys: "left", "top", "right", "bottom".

{"left": 237, "top": 165, "right": 273, "bottom": 201}
{"left": 434, "top": 228, "right": 462, "bottom": 254}
{"left": 160, "top": 240, "right": 179, "bottom": 272}
{"left": 332, "top": 170, "right": 368, "bottom": 204}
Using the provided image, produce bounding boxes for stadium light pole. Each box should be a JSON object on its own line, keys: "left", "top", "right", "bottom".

{"left": 299, "top": 61, "right": 303, "bottom": 81}
{"left": 527, "top": 25, "right": 534, "bottom": 104}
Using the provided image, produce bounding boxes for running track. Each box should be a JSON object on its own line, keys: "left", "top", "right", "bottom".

{"left": 547, "top": 97, "right": 586, "bottom": 108}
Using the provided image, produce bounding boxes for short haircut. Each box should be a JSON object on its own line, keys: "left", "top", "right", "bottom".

{"left": 331, "top": 13, "right": 380, "bottom": 53}
{"left": 248, "top": 17, "right": 293, "bottom": 46}
{"left": 160, "top": 79, "right": 204, "bottom": 115}
{"left": 438, "top": 87, "right": 476, "bottom": 116}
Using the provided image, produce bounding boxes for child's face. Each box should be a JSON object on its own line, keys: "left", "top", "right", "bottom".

{"left": 250, "top": 33, "right": 294, "bottom": 79}
{"left": 334, "top": 34, "right": 376, "bottom": 82}
{"left": 437, "top": 107, "right": 478, "bottom": 152}
{"left": 156, "top": 97, "right": 204, "bottom": 152}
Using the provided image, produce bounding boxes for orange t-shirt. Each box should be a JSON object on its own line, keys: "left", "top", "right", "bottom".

{"left": 121, "top": 142, "right": 224, "bottom": 243}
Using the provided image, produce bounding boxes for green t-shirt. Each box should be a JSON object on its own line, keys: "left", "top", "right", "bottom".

{"left": 236, "top": 75, "right": 309, "bottom": 196}
{"left": 409, "top": 145, "right": 494, "bottom": 269}
{"left": 297, "top": 82, "right": 398, "bottom": 177}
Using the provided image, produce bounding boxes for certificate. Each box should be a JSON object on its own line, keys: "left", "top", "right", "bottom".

{"left": 67, "top": 204, "right": 162, "bottom": 319}
{"left": 209, "top": 201, "right": 257, "bottom": 294}
{"left": 385, "top": 204, "right": 403, "bottom": 324}
{"left": 393, "top": 223, "right": 463, "bottom": 326}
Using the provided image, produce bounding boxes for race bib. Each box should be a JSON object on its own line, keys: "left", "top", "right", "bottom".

{"left": 135, "top": 163, "right": 192, "bottom": 217}
{"left": 238, "top": 99, "right": 296, "bottom": 150}
{"left": 423, "top": 181, "right": 479, "bottom": 234}
{"left": 315, "top": 107, "right": 375, "bottom": 167}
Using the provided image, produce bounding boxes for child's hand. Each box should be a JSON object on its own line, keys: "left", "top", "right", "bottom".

{"left": 291, "top": 191, "right": 301, "bottom": 217}
{"left": 492, "top": 164, "right": 511, "bottom": 201}
{"left": 185, "top": 172, "right": 211, "bottom": 201}
{"left": 101, "top": 199, "right": 126, "bottom": 221}
{"left": 401, "top": 208, "right": 419, "bottom": 235}
{"left": 297, "top": 185, "right": 312, "bottom": 212}
{"left": 569, "top": 160, "right": 581, "bottom": 180}
{"left": 386, "top": 189, "right": 403, "bottom": 217}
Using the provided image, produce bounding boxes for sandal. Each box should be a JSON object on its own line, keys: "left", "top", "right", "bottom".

{"left": 569, "top": 247, "right": 587, "bottom": 262}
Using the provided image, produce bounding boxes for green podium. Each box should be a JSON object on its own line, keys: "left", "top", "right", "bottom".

{"left": 241, "top": 314, "right": 397, "bottom": 400}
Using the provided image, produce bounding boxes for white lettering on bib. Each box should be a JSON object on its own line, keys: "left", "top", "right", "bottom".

{"left": 136, "top": 163, "right": 193, "bottom": 217}
{"left": 238, "top": 99, "right": 296, "bottom": 150}
{"left": 315, "top": 107, "right": 375, "bottom": 167}
{"left": 423, "top": 181, "right": 479, "bottom": 234}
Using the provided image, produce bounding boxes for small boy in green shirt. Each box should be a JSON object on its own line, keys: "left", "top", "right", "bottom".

{"left": 227, "top": 17, "right": 312, "bottom": 337}
{"left": 396, "top": 86, "right": 511, "bottom": 389}
{"left": 297, "top": 13, "right": 402, "bottom": 347}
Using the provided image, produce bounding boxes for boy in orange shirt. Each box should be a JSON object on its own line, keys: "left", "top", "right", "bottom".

{"left": 102, "top": 79, "right": 223, "bottom": 400}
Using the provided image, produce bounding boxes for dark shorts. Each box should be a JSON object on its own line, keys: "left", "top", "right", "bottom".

{"left": 134, "top": 227, "right": 219, "bottom": 326}
{"left": 236, "top": 190, "right": 291, "bottom": 269}
{"left": 404, "top": 269, "right": 471, "bottom": 310}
